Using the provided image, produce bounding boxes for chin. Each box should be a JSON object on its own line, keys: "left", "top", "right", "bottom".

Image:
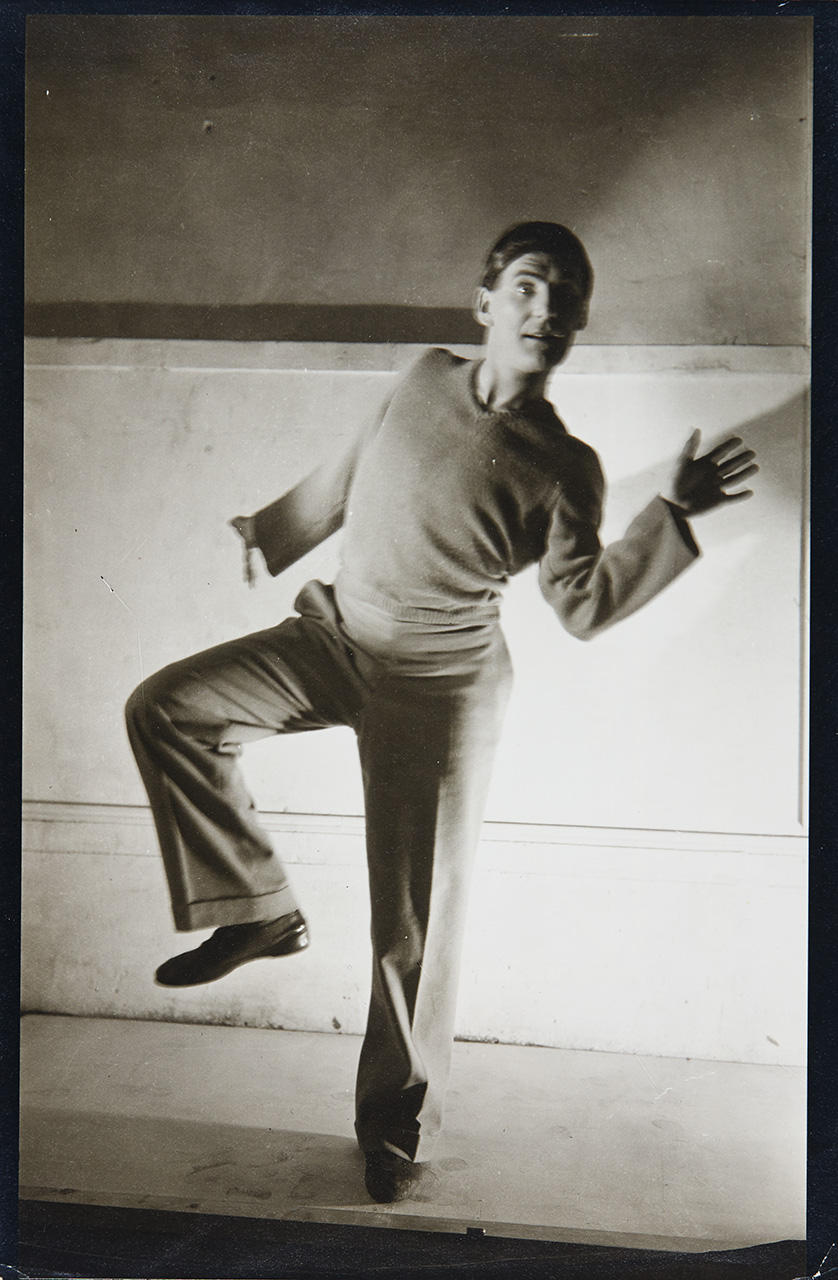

{"left": 534, "top": 354, "right": 567, "bottom": 376}
{"left": 518, "top": 351, "right": 553, "bottom": 373}
{"left": 518, "top": 343, "right": 571, "bottom": 373}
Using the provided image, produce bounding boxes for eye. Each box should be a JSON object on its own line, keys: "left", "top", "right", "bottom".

{"left": 516, "top": 282, "right": 535, "bottom": 295}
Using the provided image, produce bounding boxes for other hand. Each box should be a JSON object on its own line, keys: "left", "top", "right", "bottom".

{"left": 229, "top": 514, "right": 256, "bottom": 546}
{"left": 229, "top": 514, "right": 257, "bottom": 587}
{"left": 664, "top": 430, "right": 758, "bottom": 516}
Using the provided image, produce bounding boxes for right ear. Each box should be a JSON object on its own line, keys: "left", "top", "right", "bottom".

{"left": 473, "top": 286, "right": 493, "bottom": 328}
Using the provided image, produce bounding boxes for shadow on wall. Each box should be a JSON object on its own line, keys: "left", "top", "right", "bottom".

{"left": 607, "top": 391, "right": 807, "bottom": 517}
{"left": 491, "top": 385, "right": 808, "bottom": 831}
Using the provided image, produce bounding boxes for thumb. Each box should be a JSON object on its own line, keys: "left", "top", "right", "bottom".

{"left": 680, "top": 428, "right": 701, "bottom": 462}
{"left": 229, "top": 515, "right": 253, "bottom": 545}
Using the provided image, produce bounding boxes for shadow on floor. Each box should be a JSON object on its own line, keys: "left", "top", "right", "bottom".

{"left": 21, "top": 1106, "right": 373, "bottom": 1213}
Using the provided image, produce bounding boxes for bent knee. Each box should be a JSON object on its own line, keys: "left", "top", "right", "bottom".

{"left": 125, "top": 680, "right": 153, "bottom": 729}
{"left": 125, "top": 669, "right": 175, "bottom": 727}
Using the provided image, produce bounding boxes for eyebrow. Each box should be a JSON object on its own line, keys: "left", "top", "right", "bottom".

{"left": 511, "top": 263, "right": 549, "bottom": 281}
{"left": 510, "top": 257, "right": 581, "bottom": 282}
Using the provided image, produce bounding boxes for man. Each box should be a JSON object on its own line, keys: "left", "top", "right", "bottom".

{"left": 125, "top": 222, "right": 757, "bottom": 1204}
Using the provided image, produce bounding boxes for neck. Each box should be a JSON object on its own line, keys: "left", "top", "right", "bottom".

{"left": 475, "top": 358, "right": 549, "bottom": 412}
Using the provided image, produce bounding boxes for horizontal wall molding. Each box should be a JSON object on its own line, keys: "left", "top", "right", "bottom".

{"left": 24, "top": 302, "right": 486, "bottom": 345}
{"left": 24, "top": 336, "right": 810, "bottom": 377}
{"left": 22, "top": 800, "right": 806, "bottom": 887}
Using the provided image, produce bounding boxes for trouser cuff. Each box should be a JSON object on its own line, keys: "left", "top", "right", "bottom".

{"left": 172, "top": 883, "right": 299, "bottom": 931}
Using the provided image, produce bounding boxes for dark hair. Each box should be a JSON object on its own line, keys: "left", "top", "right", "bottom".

{"left": 480, "top": 221, "right": 593, "bottom": 294}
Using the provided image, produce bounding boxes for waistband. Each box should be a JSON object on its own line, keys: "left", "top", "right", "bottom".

{"left": 335, "top": 569, "right": 501, "bottom": 626}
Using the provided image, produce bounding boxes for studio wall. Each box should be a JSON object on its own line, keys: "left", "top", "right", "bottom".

{"left": 25, "top": 15, "right": 810, "bottom": 345}
{"left": 22, "top": 14, "right": 810, "bottom": 1063}
{"left": 21, "top": 338, "right": 808, "bottom": 1065}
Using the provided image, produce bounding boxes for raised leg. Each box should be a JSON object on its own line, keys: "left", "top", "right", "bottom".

{"left": 125, "top": 581, "right": 367, "bottom": 931}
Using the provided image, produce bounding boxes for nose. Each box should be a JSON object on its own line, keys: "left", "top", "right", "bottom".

{"left": 527, "top": 289, "right": 554, "bottom": 330}
{"left": 533, "top": 300, "right": 551, "bottom": 324}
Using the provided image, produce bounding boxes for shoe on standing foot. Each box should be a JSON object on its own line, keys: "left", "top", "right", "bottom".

{"left": 154, "top": 911, "right": 308, "bottom": 987}
{"left": 364, "top": 1150, "right": 424, "bottom": 1203}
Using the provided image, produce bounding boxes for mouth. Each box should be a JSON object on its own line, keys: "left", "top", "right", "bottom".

{"left": 522, "top": 332, "right": 566, "bottom": 348}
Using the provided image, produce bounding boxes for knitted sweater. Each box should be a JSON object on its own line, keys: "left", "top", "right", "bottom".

{"left": 252, "top": 348, "right": 699, "bottom": 643}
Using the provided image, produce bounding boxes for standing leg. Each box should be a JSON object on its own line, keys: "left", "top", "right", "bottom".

{"left": 354, "top": 634, "right": 513, "bottom": 1174}
{"left": 125, "top": 581, "right": 367, "bottom": 933}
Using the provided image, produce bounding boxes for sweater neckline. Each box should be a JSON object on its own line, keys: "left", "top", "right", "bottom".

{"left": 467, "top": 360, "right": 516, "bottom": 419}
{"left": 466, "top": 358, "right": 557, "bottom": 429}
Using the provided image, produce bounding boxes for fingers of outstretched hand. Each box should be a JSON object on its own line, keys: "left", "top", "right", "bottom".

{"left": 716, "top": 456, "right": 759, "bottom": 506}
{"left": 705, "top": 436, "right": 745, "bottom": 463}
{"left": 707, "top": 436, "right": 743, "bottom": 459}
{"left": 717, "top": 449, "right": 756, "bottom": 477}
{"left": 720, "top": 462, "right": 759, "bottom": 487}
{"left": 680, "top": 428, "right": 701, "bottom": 461}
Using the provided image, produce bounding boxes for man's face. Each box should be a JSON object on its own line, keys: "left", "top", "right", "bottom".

{"left": 475, "top": 251, "right": 590, "bottom": 376}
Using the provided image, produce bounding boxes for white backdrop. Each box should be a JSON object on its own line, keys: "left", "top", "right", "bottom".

{"left": 24, "top": 340, "right": 807, "bottom": 837}
{"left": 21, "top": 338, "right": 808, "bottom": 1064}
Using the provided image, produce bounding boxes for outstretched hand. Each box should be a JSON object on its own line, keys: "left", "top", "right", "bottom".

{"left": 229, "top": 514, "right": 257, "bottom": 587}
{"left": 664, "top": 430, "right": 758, "bottom": 517}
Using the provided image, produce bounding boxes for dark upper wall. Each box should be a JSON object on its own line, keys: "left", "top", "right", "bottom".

{"left": 25, "top": 14, "right": 811, "bottom": 345}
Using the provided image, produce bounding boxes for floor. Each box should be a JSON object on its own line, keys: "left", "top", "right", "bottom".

{"left": 19, "top": 1015, "right": 805, "bottom": 1255}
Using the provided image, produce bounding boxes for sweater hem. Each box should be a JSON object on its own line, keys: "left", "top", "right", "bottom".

{"left": 336, "top": 570, "right": 501, "bottom": 626}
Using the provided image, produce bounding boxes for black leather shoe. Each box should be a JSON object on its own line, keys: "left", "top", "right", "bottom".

{"left": 155, "top": 911, "right": 308, "bottom": 987}
{"left": 364, "top": 1151, "right": 423, "bottom": 1204}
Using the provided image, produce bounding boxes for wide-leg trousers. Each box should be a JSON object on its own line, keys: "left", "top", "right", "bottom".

{"left": 125, "top": 580, "right": 512, "bottom": 1162}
